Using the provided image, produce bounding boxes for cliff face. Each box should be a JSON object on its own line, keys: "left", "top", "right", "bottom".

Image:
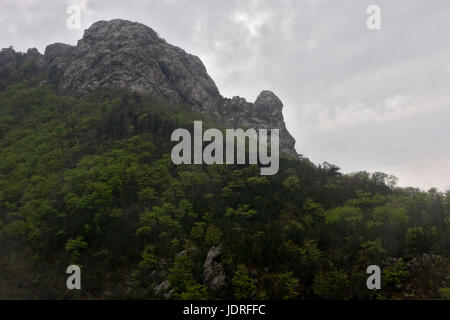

{"left": 222, "top": 90, "right": 296, "bottom": 157}
{"left": 0, "top": 19, "right": 298, "bottom": 157}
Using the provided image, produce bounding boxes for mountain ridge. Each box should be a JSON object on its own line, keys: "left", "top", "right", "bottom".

{"left": 0, "top": 19, "right": 297, "bottom": 157}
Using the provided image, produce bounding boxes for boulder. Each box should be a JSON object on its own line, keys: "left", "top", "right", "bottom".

{"left": 203, "top": 244, "right": 226, "bottom": 293}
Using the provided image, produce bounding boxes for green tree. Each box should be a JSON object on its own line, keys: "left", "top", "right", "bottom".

{"left": 205, "top": 225, "right": 222, "bottom": 247}
{"left": 312, "top": 271, "right": 350, "bottom": 299}
{"left": 65, "top": 236, "right": 88, "bottom": 263}
{"left": 232, "top": 265, "right": 256, "bottom": 300}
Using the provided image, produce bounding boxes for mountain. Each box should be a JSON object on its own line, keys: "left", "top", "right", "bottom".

{"left": 0, "top": 20, "right": 448, "bottom": 300}
{"left": 0, "top": 19, "right": 297, "bottom": 157}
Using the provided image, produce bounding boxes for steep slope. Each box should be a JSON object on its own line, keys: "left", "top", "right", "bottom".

{"left": 0, "top": 84, "right": 448, "bottom": 300}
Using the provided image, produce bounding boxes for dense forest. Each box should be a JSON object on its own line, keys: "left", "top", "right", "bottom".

{"left": 0, "top": 65, "right": 449, "bottom": 299}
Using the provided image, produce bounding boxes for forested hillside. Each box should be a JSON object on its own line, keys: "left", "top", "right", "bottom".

{"left": 0, "top": 72, "right": 448, "bottom": 299}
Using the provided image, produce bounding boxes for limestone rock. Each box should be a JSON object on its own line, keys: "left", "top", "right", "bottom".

{"left": 203, "top": 244, "right": 226, "bottom": 293}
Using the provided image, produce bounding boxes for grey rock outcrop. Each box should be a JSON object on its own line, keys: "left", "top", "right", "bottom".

{"left": 25, "top": 48, "right": 44, "bottom": 65}
{"left": 154, "top": 279, "right": 175, "bottom": 299}
{"left": 54, "top": 19, "right": 222, "bottom": 113}
{"left": 203, "top": 244, "right": 226, "bottom": 293}
{"left": 1, "top": 19, "right": 298, "bottom": 157}
{"left": 221, "top": 90, "right": 296, "bottom": 156}
{"left": 0, "top": 47, "right": 44, "bottom": 69}
{"left": 43, "top": 43, "right": 74, "bottom": 63}
{"left": 43, "top": 43, "right": 75, "bottom": 84}
{"left": 154, "top": 280, "right": 170, "bottom": 296}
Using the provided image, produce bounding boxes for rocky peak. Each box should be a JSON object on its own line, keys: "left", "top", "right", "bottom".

{"left": 44, "top": 43, "right": 75, "bottom": 65}
{"left": 82, "top": 19, "right": 160, "bottom": 46}
{"left": 203, "top": 245, "right": 226, "bottom": 293}
{"left": 49, "top": 19, "right": 222, "bottom": 113}
{"left": 0, "top": 47, "right": 17, "bottom": 63}
{"left": 0, "top": 47, "right": 43, "bottom": 90}
{"left": 1, "top": 19, "right": 298, "bottom": 157}
{"left": 222, "top": 90, "right": 296, "bottom": 156}
{"left": 253, "top": 90, "right": 284, "bottom": 121}
{"left": 25, "top": 48, "right": 43, "bottom": 64}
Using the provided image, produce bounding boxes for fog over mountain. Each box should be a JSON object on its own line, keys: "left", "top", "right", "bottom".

{"left": 1, "top": 0, "right": 449, "bottom": 191}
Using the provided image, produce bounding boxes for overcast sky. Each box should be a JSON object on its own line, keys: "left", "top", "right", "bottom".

{"left": 1, "top": 0, "right": 449, "bottom": 191}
